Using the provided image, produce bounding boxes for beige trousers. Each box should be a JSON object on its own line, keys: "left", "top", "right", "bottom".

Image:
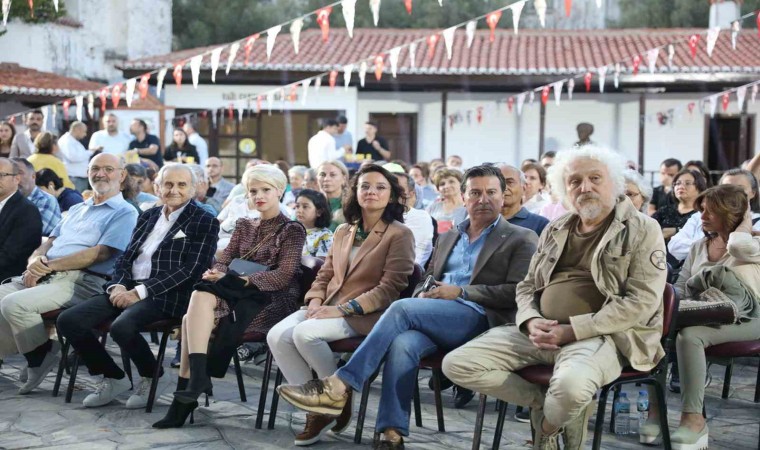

{"left": 0, "top": 271, "right": 104, "bottom": 357}
{"left": 443, "top": 325, "right": 624, "bottom": 428}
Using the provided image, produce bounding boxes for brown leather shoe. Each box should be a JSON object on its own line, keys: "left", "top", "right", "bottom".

{"left": 331, "top": 389, "right": 353, "bottom": 433}
{"left": 277, "top": 378, "right": 348, "bottom": 416}
{"left": 373, "top": 432, "right": 405, "bottom": 449}
{"left": 294, "top": 413, "right": 336, "bottom": 446}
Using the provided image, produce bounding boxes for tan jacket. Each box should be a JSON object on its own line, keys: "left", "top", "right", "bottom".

{"left": 515, "top": 197, "right": 667, "bottom": 371}
{"left": 305, "top": 220, "right": 415, "bottom": 335}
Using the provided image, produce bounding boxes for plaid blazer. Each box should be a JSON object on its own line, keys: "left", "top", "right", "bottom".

{"left": 107, "top": 201, "right": 220, "bottom": 317}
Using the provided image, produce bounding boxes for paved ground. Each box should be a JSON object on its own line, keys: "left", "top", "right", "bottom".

{"left": 0, "top": 338, "right": 757, "bottom": 449}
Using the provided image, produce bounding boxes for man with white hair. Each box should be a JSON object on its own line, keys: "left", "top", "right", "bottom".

{"left": 186, "top": 164, "right": 221, "bottom": 215}
{"left": 443, "top": 147, "right": 667, "bottom": 450}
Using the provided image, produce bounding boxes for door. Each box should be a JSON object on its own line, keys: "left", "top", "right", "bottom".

{"left": 704, "top": 115, "right": 755, "bottom": 179}
{"left": 369, "top": 113, "right": 417, "bottom": 163}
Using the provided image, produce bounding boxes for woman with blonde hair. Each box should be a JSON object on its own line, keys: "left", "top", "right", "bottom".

{"left": 317, "top": 160, "right": 349, "bottom": 231}
{"left": 28, "top": 132, "right": 75, "bottom": 190}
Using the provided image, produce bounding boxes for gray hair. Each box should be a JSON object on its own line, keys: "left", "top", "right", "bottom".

{"left": 304, "top": 168, "right": 317, "bottom": 180}
{"left": 493, "top": 163, "right": 526, "bottom": 184}
{"left": 157, "top": 163, "right": 198, "bottom": 186}
{"left": 622, "top": 169, "right": 652, "bottom": 212}
{"left": 288, "top": 165, "right": 308, "bottom": 179}
{"left": 547, "top": 146, "right": 627, "bottom": 206}
{"left": 185, "top": 164, "right": 206, "bottom": 185}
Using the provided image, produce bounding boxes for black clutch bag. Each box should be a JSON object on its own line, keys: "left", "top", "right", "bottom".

{"left": 228, "top": 259, "right": 269, "bottom": 277}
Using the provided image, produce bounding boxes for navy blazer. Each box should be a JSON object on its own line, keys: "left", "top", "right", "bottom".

{"left": 107, "top": 200, "right": 220, "bottom": 317}
{"left": 0, "top": 190, "right": 42, "bottom": 283}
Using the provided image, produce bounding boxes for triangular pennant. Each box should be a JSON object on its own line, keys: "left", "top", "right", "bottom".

{"left": 138, "top": 73, "right": 150, "bottom": 99}
{"left": 210, "top": 47, "right": 223, "bottom": 82}
{"left": 87, "top": 93, "right": 95, "bottom": 118}
{"left": 316, "top": 7, "right": 332, "bottom": 42}
{"left": 2, "top": 0, "right": 10, "bottom": 27}
{"left": 408, "top": 42, "right": 417, "bottom": 69}
{"left": 244, "top": 34, "right": 259, "bottom": 65}
{"left": 529, "top": 90, "right": 535, "bottom": 104}
{"left": 541, "top": 86, "right": 549, "bottom": 106}
{"left": 173, "top": 63, "right": 183, "bottom": 88}
{"left": 238, "top": 106, "right": 244, "bottom": 122}
{"left": 342, "top": 0, "right": 356, "bottom": 38}
{"left": 584, "top": 72, "right": 592, "bottom": 92}
{"left": 597, "top": 66, "right": 607, "bottom": 93}
{"left": 706, "top": 27, "right": 720, "bottom": 57}
{"left": 688, "top": 34, "right": 700, "bottom": 59}
{"left": 465, "top": 21, "right": 477, "bottom": 48}
{"left": 565, "top": 0, "right": 572, "bottom": 17}
{"left": 389, "top": 47, "right": 401, "bottom": 77}
{"left": 111, "top": 84, "right": 122, "bottom": 108}
{"left": 301, "top": 79, "right": 311, "bottom": 105}
{"left": 507, "top": 97, "right": 514, "bottom": 112}
{"left": 314, "top": 76, "right": 322, "bottom": 91}
{"left": 226, "top": 42, "right": 239, "bottom": 75}
{"left": 731, "top": 21, "right": 741, "bottom": 50}
{"left": 267, "top": 25, "right": 282, "bottom": 61}
{"left": 374, "top": 54, "right": 384, "bottom": 81}
{"left": 404, "top": 0, "right": 412, "bottom": 15}
{"left": 75, "top": 96, "right": 83, "bottom": 121}
{"left": 370, "top": 0, "right": 381, "bottom": 26}
{"left": 511, "top": 1, "right": 525, "bottom": 34}
{"left": 595, "top": 0, "right": 601, "bottom": 7}
{"left": 51, "top": 107, "right": 57, "bottom": 126}
{"left": 359, "top": 61, "right": 368, "bottom": 87}
{"left": 156, "top": 68, "right": 167, "bottom": 97}
{"left": 99, "top": 88, "right": 108, "bottom": 113}
{"left": 290, "top": 18, "right": 303, "bottom": 54}
{"left": 722, "top": 92, "right": 730, "bottom": 112}
{"left": 516, "top": 93, "right": 527, "bottom": 115}
{"left": 613, "top": 63, "right": 621, "bottom": 88}
{"left": 553, "top": 80, "right": 564, "bottom": 105}
{"left": 211, "top": 109, "right": 218, "bottom": 128}
{"left": 567, "top": 78, "right": 575, "bottom": 100}
{"left": 41, "top": 105, "right": 49, "bottom": 131}
{"left": 668, "top": 44, "right": 675, "bottom": 67}
{"left": 752, "top": 84, "right": 758, "bottom": 103}
{"left": 647, "top": 48, "right": 659, "bottom": 73}
{"left": 427, "top": 34, "right": 439, "bottom": 58}
{"left": 486, "top": 11, "right": 501, "bottom": 42}
{"left": 535, "top": 0, "right": 547, "bottom": 27}
{"left": 190, "top": 55, "right": 203, "bottom": 89}
{"left": 438, "top": 0, "right": 442, "bottom": 6}
{"left": 63, "top": 100, "right": 71, "bottom": 120}
{"left": 709, "top": 95, "right": 718, "bottom": 117}
{"left": 52, "top": 0, "right": 58, "bottom": 12}
{"left": 632, "top": 55, "right": 641, "bottom": 75}
{"left": 442, "top": 27, "right": 456, "bottom": 60}
{"left": 329, "top": 70, "right": 338, "bottom": 89}
{"left": 736, "top": 86, "right": 747, "bottom": 112}
{"left": 125, "top": 78, "right": 136, "bottom": 107}
{"left": 343, "top": 65, "right": 353, "bottom": 90}
{"left": 266, "top": 92, "right": 274, "bottom": 114}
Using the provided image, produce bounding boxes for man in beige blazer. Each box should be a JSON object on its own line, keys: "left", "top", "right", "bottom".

{"left": 277, "top": 165, "right": 538, "bottom": 448}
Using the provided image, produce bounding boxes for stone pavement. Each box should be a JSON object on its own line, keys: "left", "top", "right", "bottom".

{"left": 0, "top": 339, "right": 757, "bottom": 450}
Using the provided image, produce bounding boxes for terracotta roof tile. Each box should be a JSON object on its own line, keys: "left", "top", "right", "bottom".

{"left": 0, "top": 63, "right": 104, "bottom": 96}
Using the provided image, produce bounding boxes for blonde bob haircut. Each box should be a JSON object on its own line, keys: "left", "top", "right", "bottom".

{"left": 242, "top": 164, "right": 287, "bottom": 195}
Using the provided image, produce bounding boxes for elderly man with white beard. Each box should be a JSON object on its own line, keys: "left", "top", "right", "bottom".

{"left": 443, "top": 147, "right": 667, "bottom": 450}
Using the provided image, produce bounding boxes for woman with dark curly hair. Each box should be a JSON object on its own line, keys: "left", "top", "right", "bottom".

{"left": 267, "top": 164, "right": 415, "bottom": 446}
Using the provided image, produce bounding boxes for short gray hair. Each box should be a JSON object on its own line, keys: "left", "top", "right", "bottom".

{"left": 289, "top": 165, "right": 308, "bottom": 179}
{"left": 157, "top": 163, "right": 197, "bottom": 186}
{"left": 622, "top": 169, "right": 652, "bottom": 211}
{"left": 493, "top": 163, "right": 526, "bottom": 184}
{"left": 547, "top": 146, "right": 627, "bottom": 205}
{"left": 185, "top": 164, "right": 206, "bottom": 185}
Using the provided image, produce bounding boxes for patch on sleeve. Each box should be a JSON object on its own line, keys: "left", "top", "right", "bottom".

{"left": 650, "top": 250, "right": 667, "bottom": 271}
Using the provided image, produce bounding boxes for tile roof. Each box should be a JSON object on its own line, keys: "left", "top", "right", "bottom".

{"left": 0, "top": 63, "right": 104, "bottom": 96}
{"left": 120, "top": 28, "right": 760, "bottom": 76}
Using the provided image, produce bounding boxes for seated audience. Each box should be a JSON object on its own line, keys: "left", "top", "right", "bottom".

{"left": 125, "top": 164, "right": 159, "bottom": 206}
{"left": 277, "top": 165, "right": 537, "bottom": 449}
{"left": 57, "top": 164, "right": 218, "bottom": 408}
{"left": 426, "top": 168, "right": 466, "bottom": 234}
{"left": 294, "top": 189, "right": 334, "bottom": 258}
{"left": 0, "top": 153, "right": 138, "bottom": 394}
{"left": 35, "top": 168, "right": 84, "bottom": 213}
{"left": 120, "top": 168, "right": 143, "bottom": 215}
{"left": 128, "top": 119, "right": 163, "bottom": 168}
{"left": 28, "top": 132, "right": 75, "bottom": 190}
{"left": 649, "top": 158, "right": 682, "bottom": 215}
{"left": 496, "top": 163, "right": 549, "bottom": 236}
{"left": 522, "top": 162, "right": 550, "bottom": 214}
{"left": 205, "top": 157, "right": 235, "bottom": 210}
{"left": 0, "top": 157, "right": 42, "bottom": 284}
{"left": 317, "top": 160, "right": 349, "bottom": 232}
{"left": 152, "top": 165, "right": 305, "bottom": 429}
{"left": 643, "top": 185, "right": 760, "bottom": 449}
{"left": 684, "top": 160, "right": 713, "bottom": 187}
{"left": 652, "top": 169, "right": 706, "bottom": 245}
{"left": 395, "top": 171, "right": 435, "bottom": 267}
{"left": 442, "top": 147, "right": 666, "bottom": 450}
{"left": 623, "top": 168, "right": 653, "bottom": 213}
{"left": 11, "top": 158, "right": 61, "bottom": 236}
{"left": 303, "top": 167, "right": 319, "bottom": 191}
{"left": 164, "top": 128, "right": 198, "bottom": 163}
{"left": 289, "top": 165, "right": 308, "bottom": 198}
{"left": 409, "top": 163, "right": 438, "bottom": 209}
{"left": 276, "top": 160, "right": 296, "bottom": 206}
{"left": 186, "top": 164, "right": 221, "bottom": 216}
{"left": 57, "top": 121, "right": 93, "bottom": 192}
{"left": 446, "top": 154, "right": 463, "bottom": 169}
{"left": 269, "top": 165, "right": 415, "bottom": 445}
{"left": 540, "top": 151, "right": 556, "bottom": 169}
{"left": 0, "top": 120, "right": 15, "bottom": 158}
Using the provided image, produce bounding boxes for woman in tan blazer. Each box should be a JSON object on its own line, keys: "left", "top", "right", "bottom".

{"left": 268, "top": 164, "right": 415, "bottom": 446}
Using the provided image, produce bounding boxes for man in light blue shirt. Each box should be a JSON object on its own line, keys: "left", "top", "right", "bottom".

{"left": 0, "top": 153, "right": 138, "bottom": 395}
{"left": 333, "top": 115, "right": 353, "bottom": 155}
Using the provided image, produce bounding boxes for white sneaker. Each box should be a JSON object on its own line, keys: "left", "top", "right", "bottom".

{"left": 126, "top": 376, "right": 167, "bottom": 409}
{"left": 83, "top": 376, "right": 132, "bottom": 408}
{"left": 18, "top": 341, "right": 61, "bottom": 395}
{"left": 19, "top": 366, "right": 28, "bottom": 383}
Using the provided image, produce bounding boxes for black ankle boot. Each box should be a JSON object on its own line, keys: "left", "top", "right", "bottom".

{"left": 176, "top": 376, "right": 189, "bottom": 392}
{"left": 152, "top": 397, "right": 198, "bottom": 429}
{"left": 176, "top": 354, "right": 212, "bottom": 403}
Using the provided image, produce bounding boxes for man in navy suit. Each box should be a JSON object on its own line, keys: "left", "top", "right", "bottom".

{"left": 58, "top": 164, "right": 219, "bottom": 409}
{"left": 0, "top": 158, "right": 42, "bottom": 284}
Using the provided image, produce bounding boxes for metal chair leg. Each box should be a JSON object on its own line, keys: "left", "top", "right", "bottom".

{"left": 233, "top": 350, "right": 247, "bottom": 402}
{"left": 722, "top": 360, "right": 733, "bottom": 399}
{"left": 267, "top": 369, "right": 283, "bottom": 430}
{"left": 65, "top": 353, "right": 80, "bottom": 403}
{"left": 652, "top": 379, "right": 672, "bottom": 450}
{"left": 413, "top": 369, "right": 422, "bottom": 427}
{"left": 591, "top": 385, "right": 611, "bottom": 450}
{"left": 53, "top": 338, "right": 69, "bottom": 397}
{"left": 150, "top": 330, "right": 159, "bottom": 345}
{"left": 755, "top": 357, "right": 760, "bottom": 403}
{"left": 146, "top": 329, "right": 170, "bottom": 413}
{"left": 255, "top": 350, "right": 272, "bottom": 429}
{"left": 432, "top": 368, "right": 445, "bottom": 432}
{"left": 122, "top": 354, "right": 133, "bottom": 387}
{"left": 609, "top": 384, "right": 621, "bottom": 433}
{"left": 472, "top": 394, "right": 487, "bottom": 450}
{"left": 355, "top": 379, "right": 372, "bottom": 444}
{"left": 492, "top": 399, "right": 508, "bottom": 450}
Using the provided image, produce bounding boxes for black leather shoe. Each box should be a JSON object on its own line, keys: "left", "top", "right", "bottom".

{"left": 428, "top": 373, "right": 454, "bottom": 391}
{"left": 453, "top": 385, "right": 475, "bottom": 409}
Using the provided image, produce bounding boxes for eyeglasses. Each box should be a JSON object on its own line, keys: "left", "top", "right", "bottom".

{"left": 673, "top": 181, "right": 695, "bottom": 187}
{"left": 0, "top": 172, "right": 18, "bottom": 178}
{"left": 88, "top": 166, "right": 121, "bottom": 175}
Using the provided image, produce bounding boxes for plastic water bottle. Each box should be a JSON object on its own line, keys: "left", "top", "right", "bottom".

{"left": 613, "top": 392, "right": 631, "bottom": 435}
{"left": 637, "top": 390, "right": 650, "bottom": 431}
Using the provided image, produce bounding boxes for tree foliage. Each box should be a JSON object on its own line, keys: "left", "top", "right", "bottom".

{"left": 3, "top": 0, "right": 66, "bottom": 24}
{"left": 615, "top": 0, "right": 760, "bottom": 28}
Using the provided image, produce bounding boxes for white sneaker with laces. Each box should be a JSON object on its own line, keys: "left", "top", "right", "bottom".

{"left": 126, "top": 376, "right": 167, "bottom": 409}
{"left": 83, "top": 376, "right": 132, "bottom": 408}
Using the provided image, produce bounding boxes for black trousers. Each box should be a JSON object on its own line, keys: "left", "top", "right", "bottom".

{"left": 57, "top": 294, "right": 171, "bottom": 379}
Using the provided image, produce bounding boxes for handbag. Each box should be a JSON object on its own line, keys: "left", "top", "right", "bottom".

{"left": 676, "top": 287, "right": 739, "bottom": 329}
{"left": 227, "top": 221, "right": 300, "bottom": 277}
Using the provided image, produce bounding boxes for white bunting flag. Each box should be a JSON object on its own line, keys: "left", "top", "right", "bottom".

{"left": 596, "top": 0, "right": 602, "bottom": 7}
{"left": 667, "top": 44, "right": 675, "bottom": 67}
{"left": 156, "top": 68, "right": 167, "bottom": 97}
{"left": 342, "top": 0, "right": 356, "bottom": 38}
{"left": 41, "top": 106, "right": 48, "bottom": 131}
{"left": 736, "top": 86, "right": 747, "bottom": 112}
{"left": 125, "top": 79, "right": 136, "bottom": 107}
{"left": 442, "top": 27, "right": 456, "bottom": 60}
{"left": 87, "top": 93, "right": 95, "bottom": 118}
{"left": 314, "top": 76, "right": 322, "bottom": 92}
{"left": 647, "top": 48, "right": 659, "bottom": 73}
{"left": 267, "top": 26, "right": 282, "bottom": 61}
{"left": 359, "top": 61, "right": 368, "bottom": 87}
{"left": 210, "top": 47, "right": 223, "bottom": 82}
{"left": 343, "top": 64, "right": 354, "bottom": 90}
{"left": 598, "top": 66, "right": 608, "bottom": 93}
{"left": 409, "top": 42, "right": 418, "bottom": 69}
{"left": 534, "top": 0, "right": 547, "bottom": 28}
{"left": 238, "top": 107, "right": 244, "bottom": 122}
{"left": 438, "top": 0, "right": 442, "bottom": 5}
{"left": 614, "top": 63, "right": 621, "bottom": 88}
{"left": 511, "top": 1, "right": 525, "bottom": 34}
{"left": 211, "top": 109, "right": 218, "bottom": 128}
{"left": 567, "top": 78, "right": 575, "bottom": 100}
{"left": 516, "top": 93, "right": 527, "bottom": 115}
{"left": 290, "top": 19, "right": 304, "bottom": 54}
{"left": 370, "top": 0, "right": 381, "bottom": 26}
{"left": 2, "top": 0, "right": 10, "bottom": 27}
{"left": 301, "top": 79, "right": 311, "bottom": 105}
{"left": 731, "top": 21, "right": 740, "bottom": 50}
{"left": 190, "top": 55, "right": 203, "bottom": 89}
{"left": 553, "top": 81, "right": 564, "bottom": 105}
{"left": 528, "top": 90, "right": 535, "bottom": 104}
{"left": 51, "top": 105, "right": 57, "bottom": 126}
{"left": 752, "top": 84, "right": 758, "bottom": 103}
{"left": 53, "top": 0, "right": 58, "bottom": 12}
{"left": 75, "top": 95, "right": 84, "bottom": 120}
{"left": 226, "top": 42, "right": 239, "bottom": 74}
{"left": 465, "top": 21, "right": 477, "bottom": 48}
{"left": 709, "top": 95, "right": 718, "bottom": 118}
{"left": 389, "top": 47, "right": 401, "bottom": 77}
{"left": 266, "top": 92, "right": 274, "bottom": 114}
{"left": 706, "top": 27, "right": 720, "bottom": 57}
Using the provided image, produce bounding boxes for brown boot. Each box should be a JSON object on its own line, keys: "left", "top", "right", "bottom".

{"left": 331, "top": 389, "right": 353, "bottom": 433}
{"left": 294, "top": 413, "right": 337, "bottom": 446}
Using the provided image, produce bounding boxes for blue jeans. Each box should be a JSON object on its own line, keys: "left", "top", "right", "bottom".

{"left": 335, "top": 298, "right": 488, "bottom": 435}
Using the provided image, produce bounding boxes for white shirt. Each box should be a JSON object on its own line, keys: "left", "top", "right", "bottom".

{"left": 404, "top": 207, "right": 435, "bottom": 267}
{"left": 58, "top": 132, "right": 91, "bottom": 178}
{"left": 188, "top": 133, "right": 208, "bottom": 166}
{"left": 89, "top": 130, "right": 131, "bottom": 156}
{"left": 0, "top": 191, "right": 14, "bottom": 215}
{"left": 668, "top": 210, "right": 760, "bottom": 262}
{"left": 307, "top": 130, "right": 341, "bottom": 168}
{"left": 524, "top": 192, "right": 550, "bottom": 215}
{"left": 130, "top": 203, "right": 188, "bottom": 298}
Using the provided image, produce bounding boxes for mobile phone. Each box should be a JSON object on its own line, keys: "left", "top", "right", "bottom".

{"left": 421, "top": 275, "right": 437, "bottom": 293}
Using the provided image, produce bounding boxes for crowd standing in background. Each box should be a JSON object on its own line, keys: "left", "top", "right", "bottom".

{"left": 0, "top": 111, "right": 758, "bottom": 450}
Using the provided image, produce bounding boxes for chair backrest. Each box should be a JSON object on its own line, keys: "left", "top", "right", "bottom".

{"left": 661, "top": 283, "right": 679, "bottom": 348}
{"left": 299, "top": 255, "right": 324, "bottom": 300}
{"left": 399, "top": 264, "right": 424, "bottom": 299}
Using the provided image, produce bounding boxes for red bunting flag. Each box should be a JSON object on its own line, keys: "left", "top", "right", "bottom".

{"left": 329, "top": 70, "right": 338, "bottom": 88}
{"left": 584, "top": 72, "right": 592, "bottom": 92}
{"left": 507, "top": 97, "right": 514, "bottom": 112}
{"left": 632, "top": 55, "right": 641, "bottom": 75}
{"left": 687, "top": 102, "right": 695, "bottom": 115}
{"left": 228, "top": 103, "right": 234, "bottom": 120}
{"left": 138, "top": 74, "right": 150, "bottom": 99}
{"left": 99, "top": 88, "right": 108, "bottom": 113}
{"left": 244, "top": 34, "right": 259, "bottom": 65}
{"left": 427, "top": 35, "right": 439, "bottom": 58}
{"left": 289, "top": 84, "right": 298, "bottom": 101}
{"left": 111, "top": 84, "right": 122, "bottom": 108}
{"left": 28, "top": 0, "right": 34, "bottom": 17}
{"left": 722, "top": 92, "right": 730, "bottom": 111}
{"left": 374, "top": 55, "right": 384, "bottom": 80}
{"left": 541, "top": 86, "right": 550, "bottom": 105}
{"left": 486, "top": 11, "right": 502, "bottom": 42}
{"left": 316, "top": 7, "right": 332, "bottom": 42}
{"left": 62, "top": 99, "right": 71, "bottom": 119}
{"left": 688, "top": 35, "right": 700, "bottom": 59}
{"left": 404, "top": 0, "right": 412, "bottom": 15}
{"left": 476, "top": 107, "right": 483, "bottom": 124}
{"left": 565, "top": 0, "right": 572, "bottom": 17}
{"left": 256, "top": 96, "right": 263, "bottom": 113}
{"left": 757, "top": 13, "right": 760, "bottom": 38}
{"left": 173, "top": 63, "right": 183, "bottom": 88}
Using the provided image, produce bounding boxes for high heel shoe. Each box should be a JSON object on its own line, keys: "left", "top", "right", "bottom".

{"left": 152, "top": 397, "right": 199, "bottom": 429}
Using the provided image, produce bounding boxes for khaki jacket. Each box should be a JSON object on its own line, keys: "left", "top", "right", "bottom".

{"left": 515, "top": 197, "right": 667, "bottom": 371}
{"left": 305, "top": 220, "right": 415, "bottom": 335}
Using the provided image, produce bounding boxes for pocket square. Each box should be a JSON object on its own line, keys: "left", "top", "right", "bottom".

{"left": 172, "top": 230, "right": 187, "bottom": 239}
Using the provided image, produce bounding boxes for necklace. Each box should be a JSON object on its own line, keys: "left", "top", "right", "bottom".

{"left": 354, "top": 219, "right": 380, "bottom": 244}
